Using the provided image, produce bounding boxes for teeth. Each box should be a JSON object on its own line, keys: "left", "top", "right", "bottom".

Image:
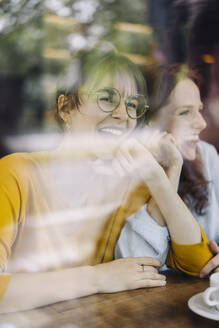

{"left": 186, "top": 135, "right": 199, "bottom": 141}
{"left": 99, "top": 128, "right": 123, "bottom": 136}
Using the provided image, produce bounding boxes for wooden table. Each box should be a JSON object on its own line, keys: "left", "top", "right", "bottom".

{"left": 0, "top": 271, "right": 219, "bottom": 328}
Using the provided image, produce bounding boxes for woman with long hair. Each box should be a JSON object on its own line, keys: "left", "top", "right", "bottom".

{"left": 116, "top": 64, "right": 216, "bottom": 276}
{"left": 0, "top": 53, "right": 213, "bottom": 313}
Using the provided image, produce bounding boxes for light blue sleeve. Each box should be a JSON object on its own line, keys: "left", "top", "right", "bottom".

{"left": 199, "top": 141, "right": 219, "bottom": 202}
{"left": 114, "top": 205, "right": 170, "bottom": 265}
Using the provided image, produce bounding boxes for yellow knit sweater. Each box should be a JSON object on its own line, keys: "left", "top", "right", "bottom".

{"left": 0, "top": 152, "right": 213, "bottom": 301}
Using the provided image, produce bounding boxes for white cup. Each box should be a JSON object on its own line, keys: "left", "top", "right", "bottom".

{"left": 203, "top": 272, "right": 219, "bottom": 310}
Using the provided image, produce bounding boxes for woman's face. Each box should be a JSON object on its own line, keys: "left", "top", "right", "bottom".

{"left": 158, "top": 79, "right": 207, "bottom": 160}
{"left": 68, "top": 71, "right": 138, "bottom": 141}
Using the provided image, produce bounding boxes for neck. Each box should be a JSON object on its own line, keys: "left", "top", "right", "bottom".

{"left": 51, "top": 132, "right": 118, "bottom": 161}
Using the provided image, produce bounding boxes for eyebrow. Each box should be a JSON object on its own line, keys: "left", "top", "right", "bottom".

{"left": 175, "top": 104, "right": 203, "bottom": 110}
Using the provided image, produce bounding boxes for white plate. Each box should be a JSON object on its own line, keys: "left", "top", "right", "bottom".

{"left": 188, "top": 292, "right": 219, "bottom": 321}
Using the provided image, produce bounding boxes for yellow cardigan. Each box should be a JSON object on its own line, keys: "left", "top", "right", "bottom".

{"left": 0, "top": 153, "right": 213, "bottom": 301}
{"left": 94, "top": 184, "right": 213, "bottom": 277}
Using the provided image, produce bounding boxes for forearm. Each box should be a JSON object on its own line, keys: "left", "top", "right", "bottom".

{"left": 147, "top": 198, "right": 166, "bottom": 226}
{"left": 145, "top": 171, "right": 201, "bottom": 245}
{"left": 166, "top": 162, "right": 182, "bottom": 191}
{"left": 115, "top": 211, "right": 169, "bottom": 265}
{"left": 147, "top": 162, "right": 182, "bottom": 227}
{"left": 0, "top": 266, "right": 97, "bottom": 313}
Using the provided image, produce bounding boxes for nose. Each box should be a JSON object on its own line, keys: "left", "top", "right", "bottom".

{"left": 111, "top": 100, "right": 128, "bottom": 120}
{"left": 192, "top": 111, "right": 207, "bottom": 131}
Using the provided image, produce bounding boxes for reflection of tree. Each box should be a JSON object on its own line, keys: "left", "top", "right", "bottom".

{"left": 0, "top": 0, "right": 44, "bottom": 74}
{"left": 0, "top": 0, "right": 153, "bottom": 134}
{"left": 1, "top": 0, "right": 150, "bottom": 64}
{"left": 0, "top": 1, "right": 45, "bottom": 135}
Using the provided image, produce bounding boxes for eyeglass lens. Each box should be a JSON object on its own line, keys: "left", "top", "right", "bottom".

{"left": 97, "top": 88, "right": 148, "bottom": 119}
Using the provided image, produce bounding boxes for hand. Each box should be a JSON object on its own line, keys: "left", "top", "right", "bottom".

{"left": 111, "top": 138, "right": 165, "bottom": 184}
{"left": 138, "top": 129, "right": 183, "bottom": 169}
{"left": 158, "top": 133, "right": 183, "bottom": 169}
{"left": 94, "top": 257, "right": 166, "bottom": 293}
{"left": 200, "top": 240, "right": 219, "bottom": 278}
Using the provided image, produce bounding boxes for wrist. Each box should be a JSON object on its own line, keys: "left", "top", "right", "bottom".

{"left": 142, "top": 164, "right": 166, "bottom": 186}
{"left": 145, "top": 169, "right": 169, "bottom": 194}
{"left": 167, "top": 161, "right": 182, "bottom": 178}
{"left": 89, "top": 265, "right": 99, "bottom": 294}
{"left": 74, "top": 265, "right": 99, "bottom": 296}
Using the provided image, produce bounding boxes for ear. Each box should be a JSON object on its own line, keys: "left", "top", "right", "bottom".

{"left": 57, "top": 94, "right": 65, "bottom": 112}
{"left": 57, "top": 94, "right": 72, "bottom": 125}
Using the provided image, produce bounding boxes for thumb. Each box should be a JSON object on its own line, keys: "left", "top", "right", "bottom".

{"left": 209, "top": 240, "right": 219, "bottom": 254}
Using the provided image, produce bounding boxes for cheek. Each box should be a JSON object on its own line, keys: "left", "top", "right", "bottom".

{"left": 80, "top": 103, "right": 108, "bottom": 120}
{"left": 169, "top": 119, "right": 187, "bottom": 139}
{"left": 128, "top": 118, "right": 137, "bottom": 130}
{"left": 79, "top": 102, "right": 98, "bottom": 116}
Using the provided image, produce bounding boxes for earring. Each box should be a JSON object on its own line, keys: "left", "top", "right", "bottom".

{"left": 65, "top": 122, "right": 71, "bottom": 131}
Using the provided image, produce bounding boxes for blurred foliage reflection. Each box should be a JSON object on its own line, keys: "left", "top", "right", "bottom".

{"left": 0, "top": 0, "right": 155, "bottom": 135}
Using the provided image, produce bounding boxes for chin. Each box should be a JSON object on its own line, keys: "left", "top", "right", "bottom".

{"left": 182, "top": 150, "right": 197, "bottom": 161}
{"left": 179, "top": 142, "right": 198, "bottom": 161}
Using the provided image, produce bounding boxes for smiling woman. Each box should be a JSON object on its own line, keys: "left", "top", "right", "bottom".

{"left": 151, "top": 66, "right": 209, "bottom": 213}
{"left": 115, "top": 64, "right": 215, "bottom": 276}
{"left": 155, "top": 78, "right": 206, "bottom": 161}
{"left": 0, "top": 51, "right": 168, "bottom": 313}
{"left": 56, "top": 51, "right": 148, "bottom": 136}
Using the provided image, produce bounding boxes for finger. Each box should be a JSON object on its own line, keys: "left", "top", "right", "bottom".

{"left": 147, "top": 131, "right": 166, "bottom": 150}
{"left": 200, "top": 254, "right": 219, "bottom": 277}
{"left": 118, "top": 149, "right": 133, "bottom": 165}
{"left": 111, "top": 159, "right": 125, "bottom": 177}
{"left": 141, "top": 266, "right": 158, "bottom": 273}
{"left": 144, "top": 129, "right": 165, "bottom": 144}
{"left": 130, "top": 141, "right": 156, "bottom": 162}
{"left": 134, "top": 279, "right": 166, "bottom": 289}
{"left": 136, "top": 265, "right": 158, "bottom": 273}
{"left": 138, "top": 272, "right": 166, "bottom": 281}
{"left": 209, "top": 240, "right": 219, "bottom": 254}
{"left": 135, "top": 257, "right": 162, "bottom": 267}
{"left": 163, "top": 133, "right": 176, "bottom": 144}
{"left": 116, "top": 151, "right": 134, "bottom": 174}
{"left": 120, "top": 140, "right": 148, "bottom": 168}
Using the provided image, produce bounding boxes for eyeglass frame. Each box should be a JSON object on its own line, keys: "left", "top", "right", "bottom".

{"left": 85, "top": 87, "right": 150, "bottom": 119}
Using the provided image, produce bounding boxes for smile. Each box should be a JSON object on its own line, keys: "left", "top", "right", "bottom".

{"left": 97, "top": 128, "right": 124, "bottom": 136}
{"left": 185, "top": 135, "right": 199, "bottom": 142}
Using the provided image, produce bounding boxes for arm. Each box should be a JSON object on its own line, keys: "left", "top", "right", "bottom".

{"left": 0, "top": 257, "right": 165, "bottom": 313}
{"left": 144, "top": 166, "right": 201, "bottom": 244}
{"left": 115, "top": 137, "right": 198, "bottom": 266}
{"left": 115, "top": 206, "right": 170, "bottom": 265}
{"left": 115, "top": 138, "right": 183, "bottom": 264}
{"left": 0, "top": 266, "right": 97, "bottom": 313}
{"left": 147, "top": 160, "right": 182, "bottom": 226}
{"left": 145, "top": 133, "right": 183, "bottom": 226}
{"left": 115, "top": 139, "right": 213, "bottom": 275}
{"left": 118, "top": 138, "right": 201, "bottom": 244}
{"left": 136, "top": 142, "right": 214, "bottom": 275}
{"left": 0, "top": 156, "right": 165, "bottom": 313}
{"left": 143, "top": 138, "right": 213, "bottom": 275}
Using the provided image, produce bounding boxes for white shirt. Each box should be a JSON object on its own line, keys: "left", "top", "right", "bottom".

{"left": 115, "top": 141, "right": 219, "bottom": 265}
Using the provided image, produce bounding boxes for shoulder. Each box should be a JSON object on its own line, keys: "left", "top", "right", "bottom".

{"left": 197, "top": 141, "right": 218, "bottom": 163}
{"left": 0, "top": 152, "right": 50, "bottom": 179}
{"left": 0, "top": 152, "right": 33, "bottom": 166}
{"left": 197, "top": 141, "right": 219, "bottom": 180}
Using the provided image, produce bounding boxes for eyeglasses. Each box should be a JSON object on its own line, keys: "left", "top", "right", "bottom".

{"left": 90, "top": 87, "right": 150, "bottom": 119}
